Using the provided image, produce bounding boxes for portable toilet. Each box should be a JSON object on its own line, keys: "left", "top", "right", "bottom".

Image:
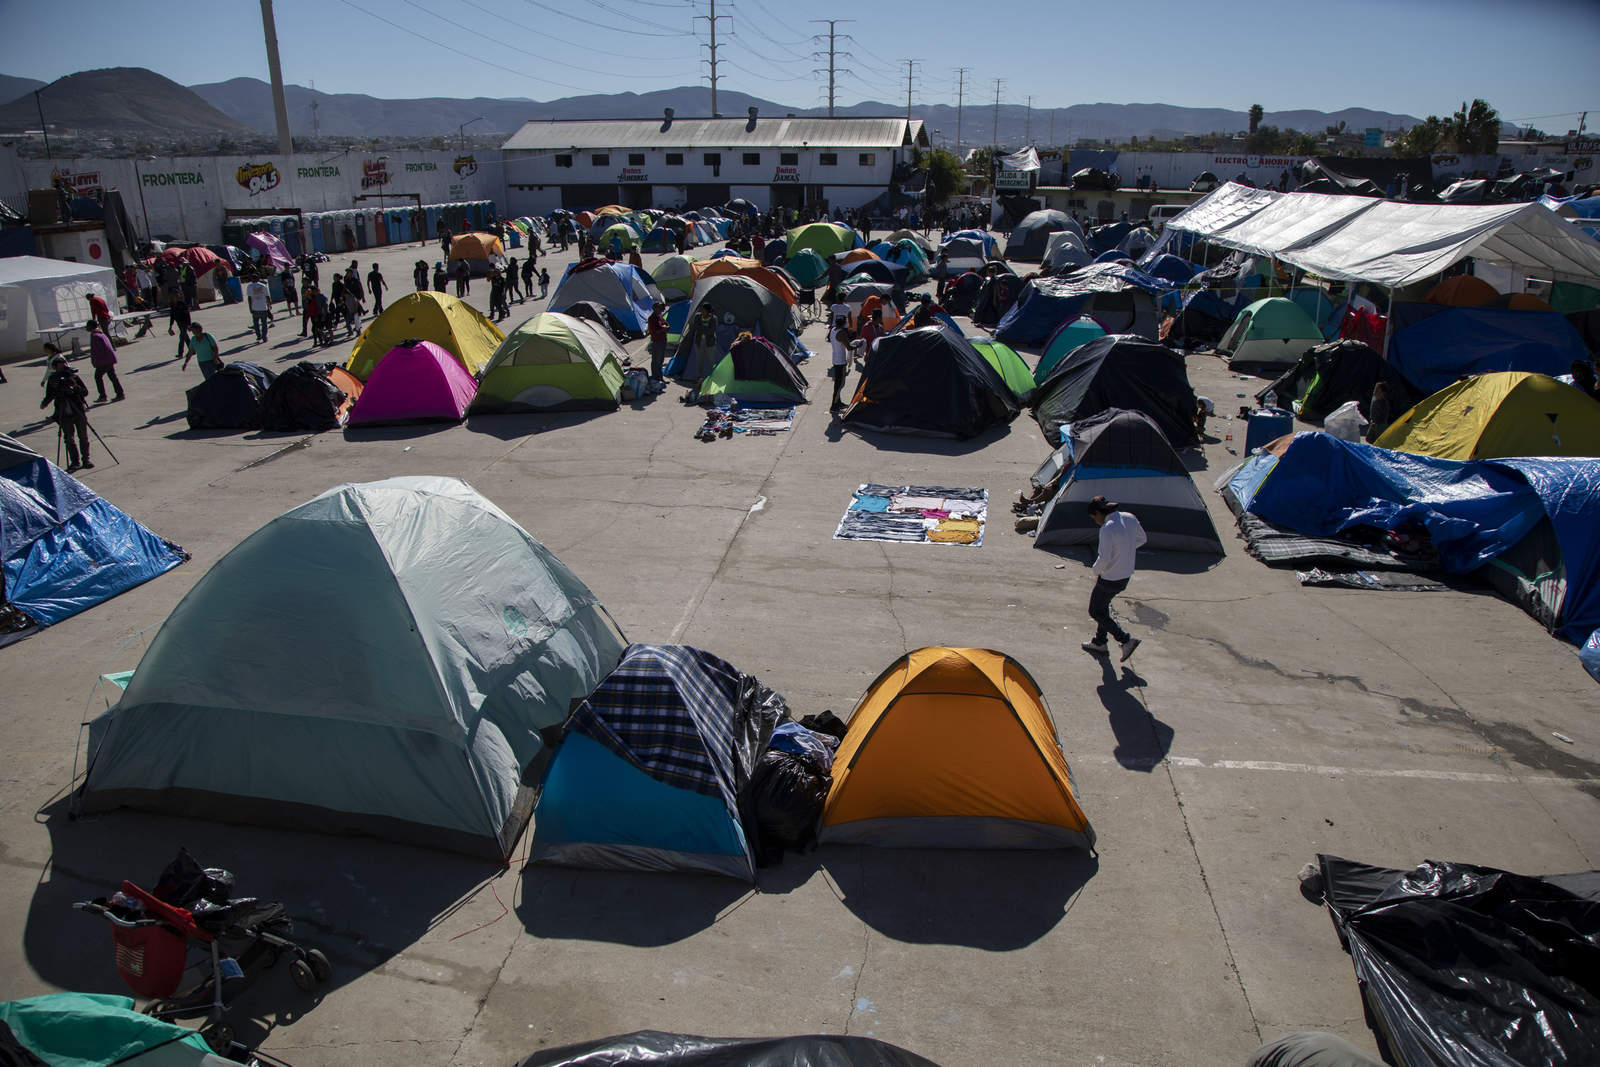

{"left": 354, "top": 212, "right": 370, "bottom": 249}
{"left": 390, "top": 209, "right": 408, "bottom": 243}
{"left": 283, "top": 216, "right": 302, "bottom": 257}
{"left": 426, "top": 205, "right": 442, "bottom": 237}
{"left": 373, "top": 210, "right": 388, "bottom": 246}
{"left": 308, "top": 213, "right": 324, "bottom": 253}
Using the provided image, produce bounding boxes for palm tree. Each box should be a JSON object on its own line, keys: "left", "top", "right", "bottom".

{"left": 1449, "top": 99, "right": 1500, "bottom": 155}
{"left": 1248, "top": 104, "right": 1264, "bottom": 134}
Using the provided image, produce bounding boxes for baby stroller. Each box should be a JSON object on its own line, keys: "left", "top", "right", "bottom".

{"left": 75, "top": 847, "right": 330, "bottom": 1052}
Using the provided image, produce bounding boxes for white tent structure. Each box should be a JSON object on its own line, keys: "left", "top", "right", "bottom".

{"left": 0, "top": 256, "right": 117, "bottom": 358}
{"left": 1163, "top": 183, "right": 1600, "bottom": 288}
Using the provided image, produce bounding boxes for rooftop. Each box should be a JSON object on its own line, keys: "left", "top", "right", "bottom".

{"left": 502, "top": 116, "right": 927, "bottom": 152}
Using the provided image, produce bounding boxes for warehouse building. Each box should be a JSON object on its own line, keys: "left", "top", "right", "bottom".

{"left": 501, "top": 113, "right": 928, "bottom": 217}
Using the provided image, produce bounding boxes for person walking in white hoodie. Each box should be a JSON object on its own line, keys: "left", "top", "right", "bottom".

{"left": 1082, "top": 494, "right": 1147, "bottom": 661}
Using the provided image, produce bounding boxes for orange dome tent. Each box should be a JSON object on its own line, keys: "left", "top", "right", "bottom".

{"left": 1425, "top": 275, "right": 1498, "bottom": 306}
{"left": 819, "top": 647, "right": 1095, "bottom": 850}
{"left": 700, "top": 260, "right": 799, "bottom": 305}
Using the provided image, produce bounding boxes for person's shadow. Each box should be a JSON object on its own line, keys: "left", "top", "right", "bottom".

{"left": 1098, "top": 659, "right": 1172, "bottom": 771}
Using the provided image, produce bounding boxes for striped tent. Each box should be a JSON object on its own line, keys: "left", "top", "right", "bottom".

{"left": 1033, "top": 409, "right": 1223, "bottom": 554}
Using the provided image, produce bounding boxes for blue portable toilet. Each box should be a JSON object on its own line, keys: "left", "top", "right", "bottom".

{"left": 426, "top": 206, "right": 441, "bottom": 237}
{"left": 390, "top": 209, "right": 408, "bottom": 243}
{"left": 282, "top": 218, "right": 302, "bottom": 257}
{"left": 530, "top": 643, "right": 785, "bottom": 882}
{"left": 353, "top": 212, "right": 369, "bottom": 249}
{"left": 308, "top": 213, "right": 325, "bottom": 253}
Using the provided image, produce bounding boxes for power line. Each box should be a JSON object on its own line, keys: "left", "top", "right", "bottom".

{"left": 459, "top": 0, "right": 695, "bottom": 62}
{"left": 737, "top": 0, "right": 812, "bottom": 45}
{"left": 413, "top": 0, "right": 697, "bottom": 78}
{"left": 518, "top": 0, "right": 690, "bottom": 37}
{"left": 333, "top": 0, "right": 615, "bottom": 93}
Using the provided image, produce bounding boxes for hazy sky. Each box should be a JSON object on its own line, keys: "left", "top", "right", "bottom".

{"left": 2, "top": 0, "right": 1597, "bottom": 130}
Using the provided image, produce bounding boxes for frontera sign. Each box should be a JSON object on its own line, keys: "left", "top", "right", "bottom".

{"left": 142, "top": 170, "right": 205, "bottom": 187}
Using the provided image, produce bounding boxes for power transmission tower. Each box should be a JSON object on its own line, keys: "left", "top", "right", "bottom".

{"left": 954, "top": 67, "right": 969, "bottom": 153}
{"left": 695, "top": 0, "right": 731, "bottom": 118}
{"left": 810, "top": 19, "right": 853, "bottom": 119}
{"left": 902, "top": 59, "right": 919, "bottom": 122}
{"left": 1025, "top": 94, "right": 1034, "bottom": 144}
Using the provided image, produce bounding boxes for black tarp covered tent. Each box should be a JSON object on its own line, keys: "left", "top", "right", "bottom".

{"left": 1258, "top": 341, "right": 1422, "bottom": 427}
{"left": 260, "top": 362, "right": 347, "bottom": 431}
{"left": 970, "top": 272, "right": 1025, "bottom": 327}
{"left": 518, "top": 1031, "right": 939, "bottom": 1067}
{"left": 1032, "top": 334, "right": 1198, "bottom": 447}
{"left": 1308, "top": 854, "right": 1600, "bottom": 1067}
{"left": 843, "top": 324, "right": 1020, "bottom": 438}
{"left": 563, "top": 300, "right": 631, "bottom": 342}
{"left": 184, "top": 362, "right": 275, "bottom": 431}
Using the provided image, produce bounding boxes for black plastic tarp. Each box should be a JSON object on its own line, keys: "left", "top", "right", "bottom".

{"left": 261, "top": 362, "right": 346, "bottom": 432}
{"left": 184, "top": 362, "right": 275, "bottom": 431}
{"left": 1032, "top": 334, "right": 1198, "bottom": 448}
{"left": 1299, "top": 156, "right": 1434, "bottom": 200}
{"left": 518, "top": 1031, "right": 939, "bottom": 1066}
{"left": 1310, "top": 854, "right": 1600, "bottom": 1067}
{"left": 843, "top": 324, "right": 1020, "bottom": 439}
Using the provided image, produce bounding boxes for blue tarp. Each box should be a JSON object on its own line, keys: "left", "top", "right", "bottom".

{"left": 1142, "top": 254, "right": 1198, "bottom": 284}
{"left": 1237, "top": 433, "right": 1600, "bottom": 640}
{"left": 1, "top": 455, "right": 185, "bottom": 626}
{"left": 1386, "top": 303, "right": 1590, "bottom": 394}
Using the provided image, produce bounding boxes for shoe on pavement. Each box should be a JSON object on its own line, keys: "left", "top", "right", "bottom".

{"left": 80, "top": 461, "right": 94, "bottom": 470}
{"left": 1120, "top": 637, "right": 1141, "bottom": 662}
{"left": 1081, "top": 640, "right": 1109, "bottom": 656}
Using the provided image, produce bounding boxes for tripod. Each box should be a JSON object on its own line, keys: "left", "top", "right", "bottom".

{"left": 56, "top": 415, "right": 120, "bottom": 468}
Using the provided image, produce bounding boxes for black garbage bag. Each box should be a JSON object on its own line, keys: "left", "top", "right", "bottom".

{"left": 260, "top": 361, "right": 346, "bottom": 432}
{"left": 1308, "top": 854, "right": 1600, "bottom": 1067}
{"left": 518, "top": 1030, "right": 939, "bottom": 1066}
{"left": 749, "top": 750, "right": 830, "bottom": 863}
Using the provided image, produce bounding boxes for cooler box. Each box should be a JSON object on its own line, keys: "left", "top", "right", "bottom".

{"left": 1245, "top": 407, "right": 1294, "bottom": 454}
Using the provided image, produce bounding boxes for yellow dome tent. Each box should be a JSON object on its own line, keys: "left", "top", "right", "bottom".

{"left": 344, "top": 291, "right": 504, "bottom": 381}
{"left": 1375, "top": 372, "right": 1600, "bottom": 460}
{"left": 820, "top": 647, "right": 1095, "bottom": 850}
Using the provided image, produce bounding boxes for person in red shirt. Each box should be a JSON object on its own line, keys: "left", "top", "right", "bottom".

{"left": 88, "top": 292, "right": 111, "bottom": 331}
{"left": 646, "top": 301, "right": 668, "bottom": 384}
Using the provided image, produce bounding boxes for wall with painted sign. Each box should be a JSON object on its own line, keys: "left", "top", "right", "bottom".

{"left": 14, "top": 150, "right": 503, "bottom": 242}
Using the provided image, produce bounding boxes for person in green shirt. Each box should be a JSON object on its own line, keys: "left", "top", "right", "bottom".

{"left": 182, "top": 323, "right": 221, "bottom": 380}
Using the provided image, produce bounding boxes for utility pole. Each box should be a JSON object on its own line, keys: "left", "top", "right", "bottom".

{"left": 954, "top": 67, "right": 969, "bottom": 154}
{"left": 902, "top": 59, "right": 919, "bottom": 123}
{"left": 33, "top": 90, "right": 50, "bottom": 160}
{"left": 991, "top": 79, "right": 1003, "bottom": 148}
{"left": 810, "top": 20, "right": 852, "bottom": 119}
{"left": 1025, "top": 95, "right": 1034, "bottom": 144}
{"left": 259, "top": 0, "right": 293, "bottom": 157}
{"left": 695, "top": 0, "right": 731, "bottom": 118}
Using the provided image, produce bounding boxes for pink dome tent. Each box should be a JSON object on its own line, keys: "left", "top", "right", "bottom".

{"left": 346, "top": 340, "right": 479, "bottom": 426}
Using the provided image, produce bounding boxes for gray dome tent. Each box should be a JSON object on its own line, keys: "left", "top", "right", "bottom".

{"left": 670, "top": 275, "right": 800, "bottom": 377}
{"left": 76, "top": 477, "right": 627, "bottom": 861}
{"left": 1005, "top": 210, "right": 1079, "bottom": 262}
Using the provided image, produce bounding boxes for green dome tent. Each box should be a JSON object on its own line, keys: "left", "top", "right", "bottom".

{"left": 784, "top": 248, "right": 829, "bottom": 288}
{"left": 471, "top": 312, "right": 628, "bottom": 413}
{"left": 1218, "top": 297, "right": 1325, "bottom": 370}
{"left": 653, "top": 254, "right": 697, "bottom": 302}
{"left": 785, "top": 222, "right": 858, "bottom": 259}
{"left": 699, "top": 335, "right": 809, "bottom": 407}
{"left": 1035, "top": 316, "right": 1108, "bottom": 384}
{"left": 598, "top": 223, "right": 639, "bottom": 253}
{"left": 969, "top": 337, "right": 1036, "bottom": 402}
{"left": 76, "top": 477, "right": 627, "bottom": 861}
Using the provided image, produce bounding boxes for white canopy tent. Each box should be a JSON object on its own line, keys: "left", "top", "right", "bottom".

{"left": 0, "top": 256, "right": 117, "bottom": 358}
{"left": 1163, "top": 182, "right": 1600, "bottom": 289}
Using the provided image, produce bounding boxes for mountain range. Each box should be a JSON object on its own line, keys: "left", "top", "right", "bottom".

{"left": 3, "top": 67, "right": 1425, "bottom": 148}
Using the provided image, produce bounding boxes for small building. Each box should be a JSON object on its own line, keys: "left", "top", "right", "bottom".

{"left": 501, "top": 113, "right": 928, "bottom": 217}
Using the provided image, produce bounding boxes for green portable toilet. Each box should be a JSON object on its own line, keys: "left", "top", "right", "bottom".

{"left": 470, "top": 312, "right": 627, "bottom": 413}
{"left": 76, "top": 477, "right": 627, "bottom": 861}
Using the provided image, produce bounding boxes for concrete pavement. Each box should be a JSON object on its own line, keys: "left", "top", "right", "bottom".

{"left": 0, "top": 230, "right": 1594, "bottom": 1065}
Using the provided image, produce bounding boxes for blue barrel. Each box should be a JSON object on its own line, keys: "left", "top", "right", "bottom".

{"left": 222, "top": 276, "right": 243, "bottom": 304}
{"left": 1245, "top": 407, "right": 1295, "bottom": 454}
{"left": 505, "top": 228, "right": 521, "bottom": 248}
